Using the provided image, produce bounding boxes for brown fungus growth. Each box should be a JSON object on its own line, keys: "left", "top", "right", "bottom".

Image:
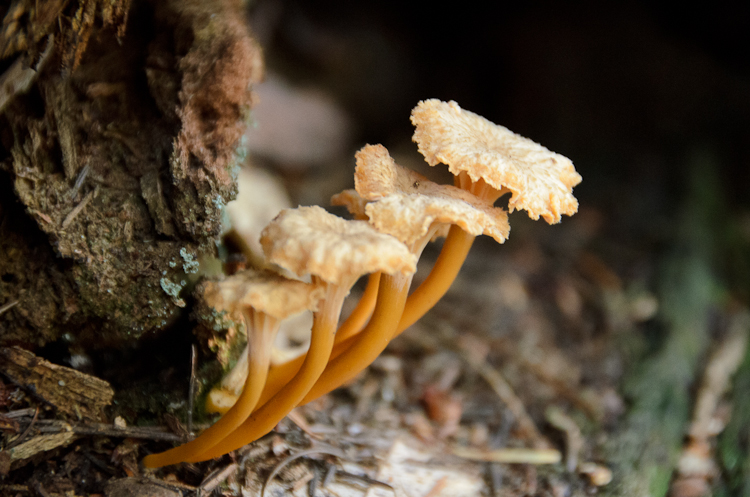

{"left": 143, "top": 269, "right": 323, "bottom": 468}
{"left": 186, "top": 206, "right": 416, "bottom": 461}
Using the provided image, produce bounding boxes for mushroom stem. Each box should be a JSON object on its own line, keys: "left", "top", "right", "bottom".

{"left": 253, "top": 272, "right": 380, "bottom": 408}
{"left": 335, "top": 272, "right": 380, "bottom": 343}
{"left": 394, "top": 173, "right": 508, "bottom": 334}
{"left": 458, "top": 172, "right": 508, "bottom": 204}
{"left": 208, "top": 273, "right": 381, "bottom": 416}
{"left": 255, "top": 227, "right": 466, "bottom": 407}
{"left": 143, "top": 310, "right": 277, "bottom": 468}
{"left": 299, "top": 271, "right": 412, "bottom": 404}
{"left": 185, "top": 281, "right": 348, "bottom": 462}
{"left": 396, "top": 225, "right": 474, "bottom": 335}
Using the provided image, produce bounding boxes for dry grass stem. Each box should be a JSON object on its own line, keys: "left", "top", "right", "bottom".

{"left": 452, "top": 447, "right": 562, "bottom": 465}
{"left": 545, "top": 406, "right": 584, "bottom": 472}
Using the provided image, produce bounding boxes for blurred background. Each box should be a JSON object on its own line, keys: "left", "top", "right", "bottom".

{"left": 239, "top": 0, "right": 750, "bottom": 298}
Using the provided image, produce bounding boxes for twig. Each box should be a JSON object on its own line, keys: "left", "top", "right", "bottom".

{"left": 321, "top": 464, "right": 336, "bottom": 488}
{"left": 0, "top": 300, "right": 19, "bottom": 318}
{"left": 6, "top": 406, "right": 39, "bottom": 450}
{"left": 689, "top": 312, "right": 749, "bottom": 441}
{"left": 0, "top": 485, "right": 30, "bottom": 494}
{"left": 545, "top": 406, "right": 583, "bottom": 472}
{"left": 673, "top": 311, "right": 750, "bottom": 492}
{"left": 61, "top": 188, "right": 96, "bottom": 229}
{"left": 333, "top": 471, "right": 396, "bottom": 494}
{"left": 0, "top": 35, "right": 54, "bottom": 113}
{"left": 261, "top": 445, "right": 346, "bottom": 497}
{"left": 4, "top": 408, "right": 38, "bottom": 419}
{"left": 457, "top": 340, "right": 548, "bottom": 448}
{"left": 198, "top": 462, "right": 239, "bottom": 494}
{"left": 24, "top": 419, "right": 184, "bottom": 442}
{"left": 291, "top": 470, "right": 315, "bottom": 493}
{"left": 452, "top": 446, "right": 562, "bottom": 465}
{"left": 424, "top": 476, "right": 449, "bottom": 497}
{"left": 69, "top": 163, "right": 90, "bottom": 199}
{"left": 188, "top": 344, "right": 197, "bottom": 435}
{"left": 286, "top": 408, "right": 324, "bottom": 440}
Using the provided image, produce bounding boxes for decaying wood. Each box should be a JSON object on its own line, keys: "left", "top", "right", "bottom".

{"left": 0, "top": 346, "right": 113, "bottom": 420}
{"left": 6, "top": 432, "right": 78, "bottom": 464}
{"left": 0, "top": 0, "right": 264, "bottom": 347}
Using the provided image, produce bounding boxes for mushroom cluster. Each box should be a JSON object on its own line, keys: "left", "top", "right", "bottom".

{"left": 142, "top": 99, "right": 581, "bottom": 468}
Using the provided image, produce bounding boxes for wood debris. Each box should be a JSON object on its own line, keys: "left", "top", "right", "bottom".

{"left": 0, "top": 347, "right": 113, "bottom": 420}
{"left": 671, "top": 312, "right": 750, "bottom": 497}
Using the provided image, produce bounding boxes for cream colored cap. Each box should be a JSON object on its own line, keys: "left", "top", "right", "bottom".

{"left": 366, "top": 193, "right": 509, "bottom": 247}
{"left": 260, "top": 206, "right": 417, "bottom": 285}
{"left": 330, "top": 189, "right": 368, "bottom": 220}
{"left": 354, "top": 144, "right": 508, "bottom": 246}
{"left": 411, "top": 99, "right": 581, "bottom": 224}
{"left": 354, "top": 144, "right": 432, "bottom": 200}
{"left": 202, "top": 269, "right": 324, "bottom": 321}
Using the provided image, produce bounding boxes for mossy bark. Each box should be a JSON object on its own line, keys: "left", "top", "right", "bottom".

{"left": 0, "top": 0, "right": 262, "bottom": 347}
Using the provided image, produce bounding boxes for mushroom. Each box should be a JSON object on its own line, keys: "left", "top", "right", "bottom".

{"left": 354, "top": 143, "right": 509, "bottom": 336}
{"left": 142, "top": 269, "right": 324, "bottom": 468}
{"left": 397, "top": 99, "right": 581, "bottom": 330}
{"left": 251, "top": 144, "right": 510, "bottom": 406}
{"left": 411, "top": 99, "right": 581, "bottom": 222}
{"left": 249, "top": 101, "right": 581, "bottom": 410}
{"left": 296, "top": 144, "right": 510, "bottom": 404}
{"left": 330, "top": 188, "right": 382, "bottom": 343}
{"left": 185, "top": 206, "right": 416, "bottom": 461}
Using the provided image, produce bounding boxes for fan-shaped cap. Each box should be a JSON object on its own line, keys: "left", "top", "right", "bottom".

{"left": 366, "top": 193, "right": 509, "bottom": 247}
{"left": 354, "top": 144, "right": 508, "bottom": 246}
{"left": 354, "top": 144, "right": 432, "bottom": 200}
{"left": 411, "top": 99, "right": 581, "bottom": 224}
{"left": 260, "top": 206, "right": 417, "bottom": 286}
{"left": 330, "top": 189, "right": 368, "bottom": 220}
{"left": 202, "top": 269, "right": 324, "bottom": 321}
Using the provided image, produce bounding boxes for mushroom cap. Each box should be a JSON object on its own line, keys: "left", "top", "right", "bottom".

{"left": 202, "top": 269, "right": 324, "bottom": 321}
{"left": 330, "top": 189, "right": 368, "bottom": 220}
{"left": 260, "top": 206, "right": 417, "bottom": 286}
{"left": 411, "top": 99, "right": 581, "bottom": 224}
{"left": 354, "top": 144, "right": 432, "bottom": 200}
{"left": 354, "top": 144, "right": 508, "bottom": 246}
{"left": 365, "top": 193, "right": 509, "bottom": 247}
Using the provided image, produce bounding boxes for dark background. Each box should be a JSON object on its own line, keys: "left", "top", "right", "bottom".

{"left": 248, "top": 0, "right": 750, "bottom": 293}
{"left": 251, "top": 1, "right": 750, "bottom": 203}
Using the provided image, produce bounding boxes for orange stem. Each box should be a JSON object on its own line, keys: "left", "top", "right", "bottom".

{"left": 255, "top": 229, "right": 474, "bottom": 408}
{"left": 185, "top": 284, "right": 344, "bottom": 462}
{"left": 143, "top": 311, "right": 275, "bottom": 468}
{"left": 396, "top": 225, "right": 475, "bottom": 335}
{"left": 254, "top": 273, "right": 380, "bottom": 409}
{"left": 335, "top": 272, "right": 380, "bottom": 343}
{"left": 299, "top": 272, "right": 411, "bottom": 405}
